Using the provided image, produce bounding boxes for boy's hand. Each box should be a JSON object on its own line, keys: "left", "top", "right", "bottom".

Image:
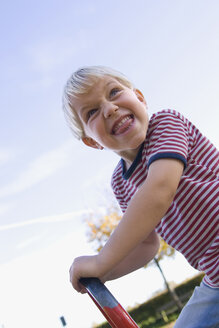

{"left": 69, "top": 255, "right": 101, "bottom": 293}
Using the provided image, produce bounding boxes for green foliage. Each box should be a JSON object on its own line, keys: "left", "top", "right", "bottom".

{"left": 94, "top": 273, "right": 204, "bottom": 328}
{"left": 174, "top": 272, "right": 204, "bottom": 297}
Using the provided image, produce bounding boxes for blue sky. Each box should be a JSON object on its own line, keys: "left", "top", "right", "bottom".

{"left": 0, "top": 1, "right": 218, "bottom": 327}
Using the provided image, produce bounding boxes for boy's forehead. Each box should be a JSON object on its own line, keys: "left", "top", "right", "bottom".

{"left": 77, "top": 76, "right": 121, "bottom": 99}
{"left": 91, "top": 76, "right": 121, "bottom": 89}
{"left": 70, "top": 76, "right": 125, "bottom": 112}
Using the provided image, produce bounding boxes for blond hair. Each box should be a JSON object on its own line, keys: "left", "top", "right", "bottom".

{"left": 62, "top": 66, "right": 134, "bottom": 139}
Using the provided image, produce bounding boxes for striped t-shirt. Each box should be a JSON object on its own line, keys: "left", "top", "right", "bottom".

{"left": 111, "top": 110, "right": 219, "bottom": 288}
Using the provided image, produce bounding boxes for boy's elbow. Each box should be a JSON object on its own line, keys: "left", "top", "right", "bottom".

{"left": 143, "top": 230, "right": 160, "bottom": 256}
{"left": 153, "top": 231, "right": 160, "bottom": 255}
{"left": 149, "top": 231, "right": 160, "bottom": 260}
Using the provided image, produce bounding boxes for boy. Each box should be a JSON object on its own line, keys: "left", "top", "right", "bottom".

{"left": 63, "top": 66, "right": 218, "bottom": 327}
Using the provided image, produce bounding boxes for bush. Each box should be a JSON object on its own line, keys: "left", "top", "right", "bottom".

{"left": 94, "top": 273, "right": 204, "bottom": 328}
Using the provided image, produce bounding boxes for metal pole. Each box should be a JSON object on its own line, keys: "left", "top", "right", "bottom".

{"left": 60, "top": 316, "right": 67, "bottom": 326}
{"left": 80, "top": 277, "right": 139, "bottom": 328}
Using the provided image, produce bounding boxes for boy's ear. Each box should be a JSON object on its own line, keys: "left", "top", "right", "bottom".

{"left": 134, "top": 89, "right": 147, "bottom": 105}
{"left": 82, "top": 137, "right": 104, "bottom": 150}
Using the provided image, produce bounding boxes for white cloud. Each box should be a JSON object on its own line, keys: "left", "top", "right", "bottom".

{"left": 0, "top": 140, "right": 74, "bottom": 198}
{"left": 16, "top": 232, "right": 47, "bottom": 249}
{"left": 0, "top": 221, "right": 103, "bottom": 328}
{"left": 0, "top": 208, "right": 92, "bottom": 231}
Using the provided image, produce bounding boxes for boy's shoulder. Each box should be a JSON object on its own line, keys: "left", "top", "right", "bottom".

{"left": 149, "top": 109, "right": 187, "bottom": 123}
{"left": 111, "top": 110, "right": 192, "bottom": 184}
{"left": 147, "top": 109, "right": 193, "bottom": 137}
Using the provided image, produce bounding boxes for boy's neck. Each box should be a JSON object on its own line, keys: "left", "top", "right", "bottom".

{"left": 122, "top": 158, "right": 132, "bottom": 171}
{"left": 114, "top": 145, "right": 142, "bottom": 170}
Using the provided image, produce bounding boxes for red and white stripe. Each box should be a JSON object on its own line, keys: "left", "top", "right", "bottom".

{"left": 111, "top": 110, "right": 219, "bottom": 288}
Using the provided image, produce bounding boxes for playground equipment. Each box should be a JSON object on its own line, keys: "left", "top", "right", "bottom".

{"left": 80, "top": 277, "right": 139, "bottom": 328}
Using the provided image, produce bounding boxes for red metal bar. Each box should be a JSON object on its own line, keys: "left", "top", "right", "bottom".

{"left": 80, "top": 277, "right": 139, "bottom": 328}
{"left": 86, "top": 290, "right": 118, "bottom": 328}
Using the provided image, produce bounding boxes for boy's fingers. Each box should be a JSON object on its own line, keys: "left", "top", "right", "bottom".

{"left": 69, "top": 266, "right": 81, "bottom": 292}
{"left": 77, "top": 280, "right": 86, "bottom": 293}
{"left": 69, "top": 269, "right": 87, "bottom": 293}
{"left": 72, "top": 276, "right": 82, "bottom": 292}
{"left": 80, "top": 286, "right": 87, "bottom": 294}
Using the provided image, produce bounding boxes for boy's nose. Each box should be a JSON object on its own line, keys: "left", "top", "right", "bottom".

{"left": 103, "top": 102, "right": 118, "bottom": 118}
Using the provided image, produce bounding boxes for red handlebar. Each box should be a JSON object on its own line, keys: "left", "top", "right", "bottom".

{"left": 80, "top": 278, "right": 139, "bottom": 328}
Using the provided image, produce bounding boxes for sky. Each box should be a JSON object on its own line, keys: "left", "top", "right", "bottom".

{"left": 0, "top": 0, "right": 218, "bottom": 327}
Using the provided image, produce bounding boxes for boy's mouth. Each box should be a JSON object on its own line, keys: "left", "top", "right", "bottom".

{"left": 112, "top": 115, "right": 134, "bottom": 135}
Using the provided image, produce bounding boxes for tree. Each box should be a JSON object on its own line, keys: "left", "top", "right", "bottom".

{"left": 147, "top": 239, "right": 183, "bottom": 311}
{"left": 86, "top": 211, "right": 120, "bottom": 252}
{"left": 86, "top": 208, "right": 183, "bottom": 310}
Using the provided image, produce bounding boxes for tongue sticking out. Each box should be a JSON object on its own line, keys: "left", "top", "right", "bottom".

{"left": 113, "top": 115, "right": 134, "bottom": 135}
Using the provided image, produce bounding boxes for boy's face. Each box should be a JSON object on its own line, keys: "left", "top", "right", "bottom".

{"left": 72, "top": 76, "right": 149, "bottom": 163}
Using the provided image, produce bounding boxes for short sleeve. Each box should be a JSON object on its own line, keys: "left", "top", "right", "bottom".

{"left": 147, "top": 111, "right": 189, "bottom": 168}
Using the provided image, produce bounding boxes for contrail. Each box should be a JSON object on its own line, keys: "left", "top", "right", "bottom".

{"left": 0, "top": 209, "right": 92, "bottom": 231}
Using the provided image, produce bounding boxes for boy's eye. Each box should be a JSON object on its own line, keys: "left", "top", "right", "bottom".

{"left": 87, "top": 108, "right": 97, "bottom": 120}
{"left": 110, "top": 88, "right": 121, "bottom": 97}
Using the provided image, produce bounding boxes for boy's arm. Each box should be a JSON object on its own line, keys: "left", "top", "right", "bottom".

{"left": 70, "top": 158, "right": 184, "bottom": 291}
{"left": 96, "top": 159, "right": 184, "bottom": 274}
{"left": 101, "top": 230, "right": 160, "bottom": 282}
